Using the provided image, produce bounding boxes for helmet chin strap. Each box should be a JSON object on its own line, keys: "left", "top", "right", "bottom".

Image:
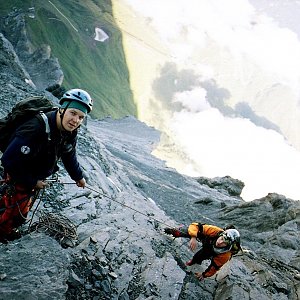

{"left": 59, "top": 101, "right": 71, "bottom": 132}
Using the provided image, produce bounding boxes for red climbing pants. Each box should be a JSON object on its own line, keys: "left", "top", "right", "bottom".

{"left": 0, "top": 184, "right": 33, "bottom": 242}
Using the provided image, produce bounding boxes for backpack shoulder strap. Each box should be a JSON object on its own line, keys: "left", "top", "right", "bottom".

{"left": 39, "top": 112, "right": 51, "bottom": 141}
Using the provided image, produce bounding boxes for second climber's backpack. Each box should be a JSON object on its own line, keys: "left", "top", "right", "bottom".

{"left": 0, "top": 96, "right": 55, "bottom": 153}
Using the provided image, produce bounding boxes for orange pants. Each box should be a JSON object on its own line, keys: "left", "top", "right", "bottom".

{"left": 0, "top": 185, "right": 32, "bottom": 241}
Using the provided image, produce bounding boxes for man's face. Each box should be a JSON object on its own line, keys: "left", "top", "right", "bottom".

{"left": 215, "top": 235, "right": 229, "bottom": 248}
{"left": 60, "top": 108, "right": 85, "bottom": 131}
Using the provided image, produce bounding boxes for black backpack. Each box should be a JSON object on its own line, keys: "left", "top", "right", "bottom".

{"left": 0, "top": 96, "right": 55, "bottom": 153}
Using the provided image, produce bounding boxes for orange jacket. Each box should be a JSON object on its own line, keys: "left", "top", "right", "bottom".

{"left": 188, "top": 223, "right": 232, "bottom": 278}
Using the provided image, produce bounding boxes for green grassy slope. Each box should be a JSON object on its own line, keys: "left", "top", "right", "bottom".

{"left": 0, "top": 0, "right": 136, "bottom": 119}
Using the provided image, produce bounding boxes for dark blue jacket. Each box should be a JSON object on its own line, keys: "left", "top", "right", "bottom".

{"left": 1, "top": 110, "right": 83, "bottom": 190}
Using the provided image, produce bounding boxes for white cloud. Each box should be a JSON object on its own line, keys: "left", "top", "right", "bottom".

{"left": 169, "top": 109, "right": 300, "bottom": 201}
{"left": 126, "top": 0, "right": 300, "bottom": 85}
{"left": 173, "top": 88, "right": 210, "bottom": 112}
{"left": 124, "top": 0, "right": 300, "bottom": 201}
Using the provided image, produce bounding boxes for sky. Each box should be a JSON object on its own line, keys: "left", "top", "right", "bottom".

{"left": 123, "top": 0, "right": 300, "bottom": 201}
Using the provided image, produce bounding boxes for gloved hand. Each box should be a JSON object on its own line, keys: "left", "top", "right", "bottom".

{"left": 164, "top": 227, "right": 182, "bottom": 238}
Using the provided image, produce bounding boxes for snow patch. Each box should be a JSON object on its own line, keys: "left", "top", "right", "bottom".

{"left": 94, "top": 27, "right": 109, "bottom": 42}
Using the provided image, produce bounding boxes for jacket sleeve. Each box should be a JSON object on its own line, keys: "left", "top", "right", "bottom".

{"left": 188, "top": 224, "right": 223, "bottom": 239}
{"left": 1, "top": 119, "right": 44, "bottom": 189}
{"left": 60, "top": 135, "right": 83, "bottom": 182}
{"left": 203, "top": 252, "right": 232, "bottom": 278}
{"left": 188, "top": 223, "right": 201, "bottom": 237}
{"left": 202, "top": 224, "right": 223, "bottom": 237}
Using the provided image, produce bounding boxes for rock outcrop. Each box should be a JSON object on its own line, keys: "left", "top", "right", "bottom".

{"left": 0, "top": 9, "right": 63, "bottom": 90}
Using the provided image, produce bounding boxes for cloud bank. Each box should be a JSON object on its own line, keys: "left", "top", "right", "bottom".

{"left": 125, "top": 0, "right": 300, "bottom": 201}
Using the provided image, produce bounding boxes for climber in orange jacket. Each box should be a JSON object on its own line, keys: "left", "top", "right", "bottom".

{"left": 164, "top": 223, "right": 241, "bottom": 281}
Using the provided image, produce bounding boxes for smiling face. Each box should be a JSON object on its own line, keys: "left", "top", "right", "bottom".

{"left": 57, "top": 108, "right": 86, "bottom": 132}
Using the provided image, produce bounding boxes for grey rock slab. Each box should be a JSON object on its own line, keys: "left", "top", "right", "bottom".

{"left": 0, "top": 233, "right": 69, "bottom": 300}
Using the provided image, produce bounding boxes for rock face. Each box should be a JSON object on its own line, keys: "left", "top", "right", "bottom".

{"left": 0, "top": 13, "right": 299, "bottom": 300}
{"left": 0, "top": 9, "right": 63, "bottom": 90}
{"left": 196, "top": 176, "right": 245, "bottom": 197}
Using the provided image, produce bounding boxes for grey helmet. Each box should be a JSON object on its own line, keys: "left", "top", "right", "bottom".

{"left": 213, "top": 229, "right": 240, "bottom": 254}
{"left": 224, "top": 229, "right": 240, "bottom": 245}
{"left": 59, "top": 89, "right": 93, "bottom": 113}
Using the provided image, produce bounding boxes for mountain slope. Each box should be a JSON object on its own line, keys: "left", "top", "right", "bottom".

{"left": 0, "top": 0, "right": 136, "bottom": 119}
